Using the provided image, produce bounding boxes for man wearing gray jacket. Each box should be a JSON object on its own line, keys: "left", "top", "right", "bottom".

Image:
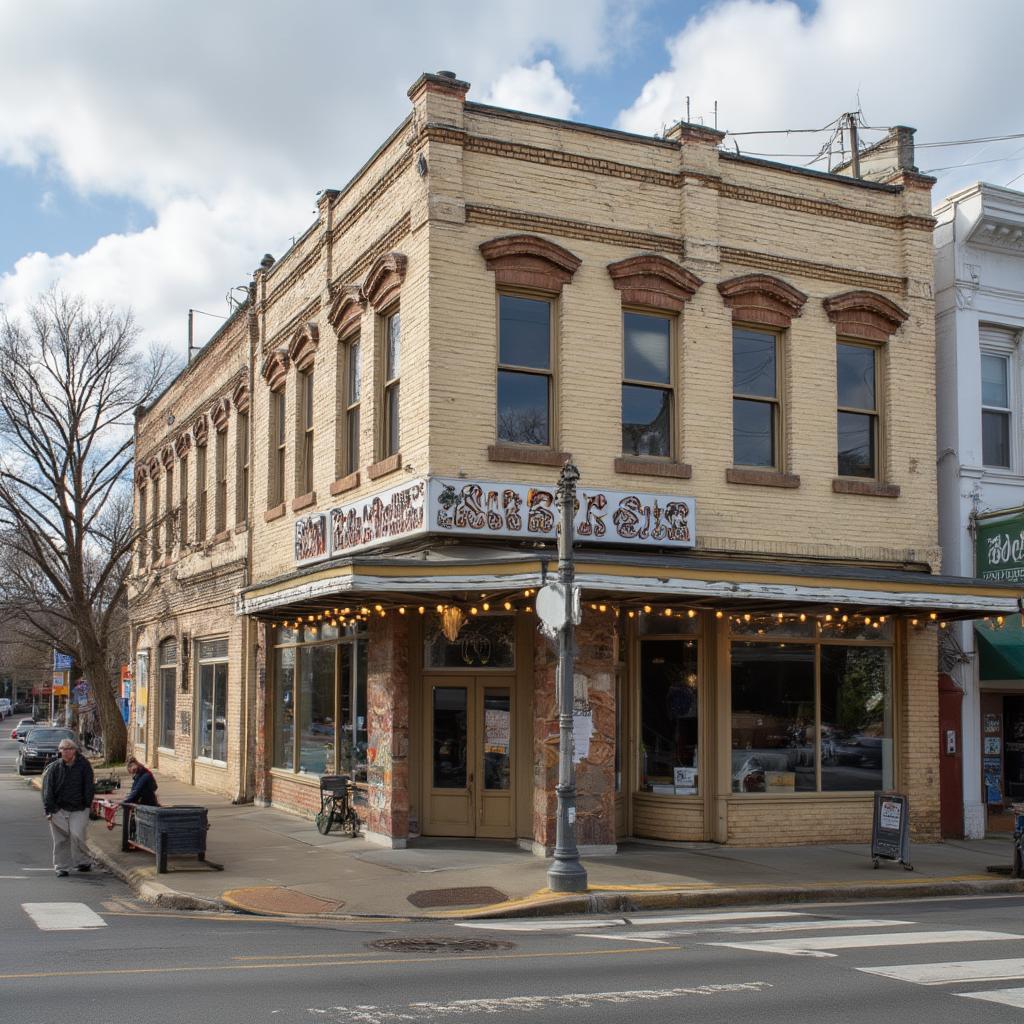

{"left": 41, "top": 738, "right": 95, "bottom": 877}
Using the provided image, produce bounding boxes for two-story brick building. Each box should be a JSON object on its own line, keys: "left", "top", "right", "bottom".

{"left": 129, "top": 70, "right": 1022, "bottom": 852}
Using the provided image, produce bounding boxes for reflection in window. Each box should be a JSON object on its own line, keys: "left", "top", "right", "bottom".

{"left": 622, "top": 312, "right": 672, "bottom": 457}
{"left": 159, "top": 638, "right": 177, "bottom": 751}
{"left": 197, "top": 654, "right": 227, "bottom": 762}
{"left": 433, "top": 687, "right": 467, "bottom": 789}
{"left": 497, "top": 295, "right": 551, "bottom": 446}
{"left": 483, "top": 690, "right": 511, "bottom": 790}
{"left": 424, "top": 614, "right": 516, "bottom": 668}
{"left": 733, "top": 328, "right": 779, "bottom": 468}
{"left": 274, "top": 647, "right": 295, "bottom": 770}
{"left": 640, "top": 640, "right": 699, "bottom": 794}
{"left": 820, "top": 646, "right": 892, "bottom": 792}
{"left": 299, "top": 645, "right": 335, "bottom": 774}
{"left": 383, "top": 313, "right": 400, "bottom": 457}
{"left": 982, "top": 353, "right": 1011, "bottom": 468}
{"left": 731, "top": 644, "right": 815, "bottom": 793}
{"left": 837, "top": 342, "right": 878, "bottom": 478}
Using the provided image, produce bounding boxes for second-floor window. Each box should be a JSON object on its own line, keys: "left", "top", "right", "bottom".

{"left": 178, "top": 453, "right": 188, "bottom": 546}
{"left": 196, "top": 444, "right": 208, "bottom": 542}
{"left": 164, "top": 463, "right": 175, "bottom": 552}
{"left": 137, "top": 486, "right": 147, "bottom": 568}
{"left": 214, "top": 428, "right": 228, "bottom": 533}
{"left": 622, "top": 312, "right": 672, "bottom": 458}
{"left": 837, "top": 342, "right": 880, "bottom": 478}
{"left": 733, "top": 327, "right": 780, "bottom": 468}
{"left": 382, "top": 312, "right": 400, "bottom": 457}
{"left": 982, "top": 352, "right": 1011, "bottom": 469}
{"left": 236, "top": 412, "right": 248, "bottom": 526}
{"left": 299, "top": 368, "right": 314, "bottom": 494}
{"left": 150, "top": 477, "right": 160, "bottom": 561}
{"left": 498, "top": 294, "right": 552, "bottom": 446}
{"left": 344, "top": 340, "right": 360, "bottom": 476}
{"left": 271, "top": 389, "right": 286, "bottom": 507}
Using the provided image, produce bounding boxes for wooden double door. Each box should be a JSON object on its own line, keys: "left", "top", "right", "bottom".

{"left": 421, "top": 675, "right": 515, "bottom": 838}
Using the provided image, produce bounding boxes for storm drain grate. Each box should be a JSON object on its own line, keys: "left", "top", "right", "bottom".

{"left": 406, "top": 886, "right": 509, "bottom": 908}
{"left": 368, "top": 936, "right": 515, "bottom": 953}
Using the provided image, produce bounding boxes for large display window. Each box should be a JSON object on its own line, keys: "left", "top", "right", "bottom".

{"left": 730, "top": 614, "right": 894, "bottom": 794}
{"left": 272, "top": 623, "right": 368, "bottom": 779}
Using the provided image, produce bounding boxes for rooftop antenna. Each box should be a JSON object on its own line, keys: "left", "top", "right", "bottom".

{"left": 226, "top": 285, "right": 249, "bottom": 313}
{"left": 186, "top": 308, "right": 228, "bottom": 363}
{"left": 714, "top": 101, "right": 718, "bottom": 131}
{"left": 686, "top": 96, "right": 690, "bottom": 122}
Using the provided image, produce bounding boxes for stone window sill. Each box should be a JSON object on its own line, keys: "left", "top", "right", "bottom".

{"left": 488, "top": 444, "right": 570, "bottom": 468}
{"left": 264, "top": 502, "right": 286, "bottom": 523}
{"left": 367, "top": 453, "right": 402, "bottom": 480}
{"left": 233, "top": 521, "right": 248, "bottom": 534}
{"left": 330, "top": 470, "right": 360, "bottom": 496}
{"left": 726, "top": 467, "right": 800, "bottom": 488}
{"left": 832, "top": 477, "right": 900, "bottom": 498}
{"left": 615, "top": 457, "right": 692, "bottom": 480}
{"left": 291, "top": 491, "right": 316, "bottom": 513}
{"left": 211, "top": 529, "right": 232, "bottom": 546}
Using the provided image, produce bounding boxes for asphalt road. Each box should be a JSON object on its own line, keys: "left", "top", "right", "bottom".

{"left": 5, "top": 731, "right": 1024, "bottom": 1023}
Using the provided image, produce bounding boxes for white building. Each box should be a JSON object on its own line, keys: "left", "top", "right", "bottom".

{"left": 935, "top": 182, "right": 1024, "bottom": 839}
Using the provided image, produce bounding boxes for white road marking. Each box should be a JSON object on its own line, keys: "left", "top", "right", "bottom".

{"left": 860, "top": 959, "right": 1024, "bottom": 986}
{"left": 22, "top": 868, "right": 55, "bottom": 872}
{"left": 22, "top": 902, "right": 106, "bottom": 931}
{"left": 0, "top": 876, "right": 29, "bottom": 880}
{"left": 609, "top": 919, "right": 913, "bottom": 942}
{"left": 575, "top": 933, "right": 672, "bottom": 945}
{"left": 456, "top": 910, "right": 806, "bottom": 932}
{"left": 617, "top": 911, "right": 808, "bottom": 926}
{"left": 307, "top": 982, "right": 773, "bottom": 1022}
{"left": 711, "top": 930, "right": 1022, "bottom": 958}
{"left": 456, "top": 918, "right": 628, "bottom": 931}
{"left": 959, "top": 987, "right": 1024, "bottom": 1008}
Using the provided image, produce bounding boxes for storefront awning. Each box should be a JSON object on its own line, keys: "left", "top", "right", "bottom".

{"left": 237, "top": 544, "right": 1024, "bottom": 620}
{"left": 977, "top": 619, "right": 1024, "bottom": 681}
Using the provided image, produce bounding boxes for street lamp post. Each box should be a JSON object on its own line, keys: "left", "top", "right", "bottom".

{"left": 546, "top": 459, "right": 588, "bottom": 893}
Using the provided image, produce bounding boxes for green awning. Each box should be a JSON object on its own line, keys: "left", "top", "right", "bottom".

{"left": 977, "top": 618, "right": 1024, "bottom": 681}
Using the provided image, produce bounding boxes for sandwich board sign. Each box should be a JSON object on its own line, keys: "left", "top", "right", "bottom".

{"left": 871, "top": 791, "right": 912, "bottom": 870}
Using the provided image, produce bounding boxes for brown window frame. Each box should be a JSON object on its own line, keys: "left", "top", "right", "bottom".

{"left": 195, "top": 443, "right": 208, "bottom": 542}
{"left": 298, "top": 367, "right": 315, "bottom": 495}
{"left": 270, "top": 388, "right": 286, "bottom": 508}
{"left": 178, "top": 452, "right": 188, "bottom": 546}
{"left": 235, "top": 411, "right": 249, "bottom": 526}
{"left": 380, "top": 310, "right": 400, "bottom": 459}
{"left": 621, "top": 309, "right": 675, "bottom": 460}
{"left": 214, "top": 427, "right": 228, "bottom": 533}
{"left": 496, "top": 291, "right": 555, "bottom": 449}
{"left": 732, "top": 325, "right": 782, "bottom": 471}
{"left": 836, "top": 339, "right": 882, "bottom": 480}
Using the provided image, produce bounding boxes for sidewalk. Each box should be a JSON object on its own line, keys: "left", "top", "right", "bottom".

{"left": 33, "top": 771, "right": 1024, "bottom": 920}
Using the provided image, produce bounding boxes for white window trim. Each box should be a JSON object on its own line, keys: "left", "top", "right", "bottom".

{"left": 980, "top": 326, "right": 1020, "bottom": 476}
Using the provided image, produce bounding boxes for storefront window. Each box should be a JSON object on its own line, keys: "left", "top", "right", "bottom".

{"left": 158, "top": 638, "right": 177, "bottom": 751}
{"left": 820, "top": 646, "right": 892, "bottom": 792}
{"left": 639, "top": 638, "right": 699, "bottom": 795}
{"left": 272, "top": 624, "right": 366, "bottom": 777}
{"left": 134, "top": 650, "right": 149, "bottom": 747}
{"left": 274, "top": 647, "right": 295, "bottom": 770}
{"left": 731, "top": 644, "right": 816, "bottom": 793}
{"left": 433, "top": 687, "right": 467, "bottom": 788}
{"left": 424, "top": 614, "right": 515, "bottom": 669}
{"left": 196, "top": 638, "right": 228, "bottom": 762}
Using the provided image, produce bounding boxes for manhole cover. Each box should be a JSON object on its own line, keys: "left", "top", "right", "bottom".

{"left": 368, "top": 936, "right": 515, "bottom": 953}
{"left": 407, "top": 886, "right": 509, "bottom": 908}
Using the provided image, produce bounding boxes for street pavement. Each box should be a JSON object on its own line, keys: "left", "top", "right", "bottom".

{"left": 10, "top": 736, "right": 1024, "bottom": 1021}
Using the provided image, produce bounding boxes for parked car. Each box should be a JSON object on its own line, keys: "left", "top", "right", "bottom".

{"left": 18, "top": 727, "right": 76, "bottom": 775}
{"left": 11, "top": 718, "right": 37, "bottom": 741}
{"left": 0, "top": 699, "right": 12, "bottom": 719}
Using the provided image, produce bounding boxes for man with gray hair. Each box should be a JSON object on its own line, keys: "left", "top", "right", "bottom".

{"left": 41, "top": 738, "right": 95, "bottom": 877}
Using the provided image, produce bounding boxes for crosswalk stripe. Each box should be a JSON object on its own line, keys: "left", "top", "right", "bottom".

{"left": 620, "top": 919, "right": 913, "bottom": 941}
{"left": 456, "top": 918, "right": 629, "bottom": 932}
{"left": 22, "top": 902, "right": 106, "bottom": 931}
{"left": 860, "top": 959, "right": 1024, "bottom": 986}
{"left": 958, "top": 987, "right": 1024, "bottom": 1008}
{"left": 616, "top": 911, "right": 808, "bottom": 926}
{"left": 578, "top": 933, "right": 672, "bottom": 945}
{"left": 456, "top": 910, "right": 807, "bottom": 933}
{"left": 710, "top": 930, "right": 1022, "bottom": 958}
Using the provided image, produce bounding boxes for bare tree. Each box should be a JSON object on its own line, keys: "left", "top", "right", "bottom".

{"left": 0, "top": 291, "right": 175, "bottom": 761}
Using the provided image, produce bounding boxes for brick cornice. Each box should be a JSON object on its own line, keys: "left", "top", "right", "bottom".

{"left": 362, "top": 251, "right": 407, "bottom": 312}
{"left": 607, "top": 254, "right": 702, "bottom": 312}
{"left": 407, "top": 71, "right": 470, "bottom": 104}
{"left": 288, "top": 322, "right": 319, "bottom": 371}
{"left": 718, "top": 273, "right": 808, "bottom": 328}
{"left": 822, "top": 290, "right": 909, "bottom": 342}
{"left": 720, "top": 247, "right": 906, "bottom": 297}
{"left": 479, "top": 234, "right": 581, "bottom": 293}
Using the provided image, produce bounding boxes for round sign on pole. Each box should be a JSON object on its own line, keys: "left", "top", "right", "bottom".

{"left": 535, "top": 582, "right": 567, "bottom": 636}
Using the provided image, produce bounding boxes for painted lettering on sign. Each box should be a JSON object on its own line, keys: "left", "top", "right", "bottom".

{"left": 330, "top": 480, "right": 426, "bottom": 557}
{"left": 294, "top": 513, "right": 327, "bottom": 563}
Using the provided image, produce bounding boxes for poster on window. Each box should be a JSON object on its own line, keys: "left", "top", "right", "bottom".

{"left": 484, "top": 708, "right": 510, "bottom": 755}
{"left": 985, "top": 736, "right": 1002, "bottom": 755}
{"left": 985, "top": 713, "right": 1002, "bottom": 734}
{"left": 984, "top": 756, "right": 1003, "bottom": 804}
{"left": 673, "top": 766, "right": 697, "bottom": 795}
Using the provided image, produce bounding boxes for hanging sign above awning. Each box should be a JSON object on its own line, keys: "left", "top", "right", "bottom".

{"left": 293, "top": 477, "right": 696, "bottom": 565}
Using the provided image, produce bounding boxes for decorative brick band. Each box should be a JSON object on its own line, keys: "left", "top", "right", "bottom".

{"left": 467, "top": 205, "right": 681, "bottom": 258}
{"left": 488, "top": 444, "right": 571, "bottom": 468}
{"left": 480, "top": 234, "right": 581, "bottom": 293}
{"left": 726, "top": 467, "right": 800, "bottom": 488}
{"left": 330, "top": 470, "right": 360, "bottom": 496}
{"left": 614, "top": 457, "right": 692, "bottom": 479}
{"left": 823, "top": 290, "right": 909, "bottom": 343}
{"left": 264, "top": 502, "right": 286, "bottom": 523}
{"left": 720, "top": 246, "right": 906, "bottom": 296}
{"left": 263, "top": 297, "right": 322, "bottom": 354}
{"left": 367, "top": 452, "right": 402, "bottom": 479}
{"left": 261, "top": 241, "right": 323, "bottom": 318}
{"left": 331, "top": 152, "right": 413, "bottom": 245}
{"left": 332, "top": 213, "right": 412, "bottom": 295}
{"left": 718, "top": 273, "right": 808, "bottom": 328}
{"left": 291, "top": 491, "right": 316, "bottom": 513}
{"left": 832, "top": 478, "right": 900, "bottom": 498}
{"left": 607, "top": 255, "right": 702, "bottom": 312}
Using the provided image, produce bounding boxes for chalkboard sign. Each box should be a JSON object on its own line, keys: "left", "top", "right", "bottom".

{"left": 871, "top": 791, "right": 912, "bottom": 870}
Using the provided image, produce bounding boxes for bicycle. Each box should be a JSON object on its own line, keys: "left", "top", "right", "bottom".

{"left": 314, "top": 774, "right": 360, "bottom": 837}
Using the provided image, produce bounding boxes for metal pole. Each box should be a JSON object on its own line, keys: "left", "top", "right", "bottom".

{"left": 546, "top": 460, "right": 588, "bottom": 893}
{"left": 848, "top": 113, "right": 861, "bottom": 179}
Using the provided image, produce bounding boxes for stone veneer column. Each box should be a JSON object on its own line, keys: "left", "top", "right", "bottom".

{"left": 365, "top": 615, "right": 410, "bottom": 845}
{"left": 533, "top": 608, "right": 617, "bottom": 853}
{"left": 900, "top": 624, "right": 941, "bottom": 840}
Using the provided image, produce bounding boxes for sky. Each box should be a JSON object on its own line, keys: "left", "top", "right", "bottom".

{"left": 1, "top": 0, "right": 1022, "bottom": 355}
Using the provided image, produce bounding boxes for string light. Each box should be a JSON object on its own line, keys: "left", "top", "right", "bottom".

{"left": 503, "top": 601, "right": 512, "bottom": 611}
{"left": 643, "top": 605, "right": 652, "bottom": 614}
{"left": 688, "top": 609, "right": 697, "bottom": 618}
{"left": 418, "top": 606, "right": 425, "bottom": 614}
{"left": 398, "top": 607, "right": 406, "bottom": 615}
{"left": 715, "top": 610, "right": 723, "bottom": 619}
{"left": 482, "top": 602, "right": 490, "bottom": 612}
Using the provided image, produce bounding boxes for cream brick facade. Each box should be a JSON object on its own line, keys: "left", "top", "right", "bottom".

{"left": 129, "top": 70, "right": 1012, "bottom": 849}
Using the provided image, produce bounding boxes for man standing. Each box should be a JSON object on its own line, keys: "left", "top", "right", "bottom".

{"left": 42, "top": 738, "right": 95, "bottom": 877}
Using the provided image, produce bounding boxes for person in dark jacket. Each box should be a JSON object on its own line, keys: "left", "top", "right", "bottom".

{"left": 124, "top": 757, "right": 159, "bottom": 807}
{"left": 41, "top": 738, "right": 95, "bottom": 877}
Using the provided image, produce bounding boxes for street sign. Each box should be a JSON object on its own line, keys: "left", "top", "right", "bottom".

{"left": 53, "top": 651, "right": 73, "bottom": 672}
{"left": 536, "top": 583, "right": 567, "bottom": 637}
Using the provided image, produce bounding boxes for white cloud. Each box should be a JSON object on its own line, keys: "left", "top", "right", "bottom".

{"left": 617, "top": 0, "right": 1024, "bottom": 200}
{"left": 0, "top": 0, "right": 627, "bottom": 347}
{"left": 38, "top": 191, "right": 56, "bottom": 214}
{"left": 479, "top": 61, "right": 579, "bottom": 119}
